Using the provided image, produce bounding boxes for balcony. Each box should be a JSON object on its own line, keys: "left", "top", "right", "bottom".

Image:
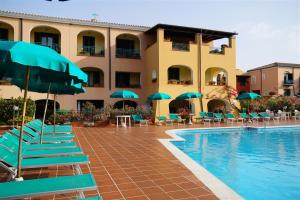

{"left": 77, "top": 46, "right": 104, "bottom": 57}
{"left": 168, "top": 65, "right": 193, "bottom": 85}
{"left": 283, "top": 79, "right": 294, "bottom": 85}
{"left": 116, "top": 48, "right": 140, "bottom": 59}
{"left": 172, "top": 42, "right": 189, "bottom": 51}
{"left": 115, "top": 72, "right": 141, "bottom": 88}
{"left": 35, "top": 42, "right": 61, "bottom": 53}
{"left": 205, "top": 67, "right": 227, "bottom": 86}
{"left": 209, "top": 46, "right": 225, "bottom": 54}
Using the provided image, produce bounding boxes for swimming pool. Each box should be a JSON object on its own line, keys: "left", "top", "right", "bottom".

{"left": 169, "top": 127, "right": 300, "bottom": 200}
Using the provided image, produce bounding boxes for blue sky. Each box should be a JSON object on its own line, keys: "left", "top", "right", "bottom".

{"left": 1, "top": 0, "right": 300, "bottom": 71}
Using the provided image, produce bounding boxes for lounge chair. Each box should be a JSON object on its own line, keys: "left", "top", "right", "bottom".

{"left": 169, "top": 113, "right": 186, "bottom": 125}
{"left": 292, "top": 110, "right": 300, "bottom": 120}
{"left": 238, "top": 113, "right": 248, "bottom": 122}
{"left": 131, "top": 114, "right": 149, "bottom": 126}
{"left": 26, "top": 120, "right": 72, "bottom": 134}
{"left": 10, "top": 128, "right": 73, "bottom": 144}
{"left": 195, "top": 112, "right": 210, "bottom": 124}
{"left": 23, "top": 126, "right": 74, "bottom": 139}
{"left": 259, "top": 112, "right": 271, "bottom": 122}
{"left": 0, "top": 174, "right": 101, "bottom": 199}
{"left": 213, "top": 113, "right": 224, "bottom": 124}
{"left": 2, "top": 132, "right": 77, "bottom": 151}
{"left": 249, "top": 112, "right": 260, "bottom": 123}
{"left": 0, "top": 142, "right": 89, "bottom": 180}
{"left": 156, "top": 116, "right": 173, "bottom": 125}
{"left": 225, "top": 113, "right": 236, "bottom": 124}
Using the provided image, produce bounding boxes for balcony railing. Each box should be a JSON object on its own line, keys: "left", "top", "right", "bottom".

{"left": 209, "top": 47, "right": 224, "bottom": 54}
{"left": 77, "top": 46, "right": 104, "bottom": 57}
{"left": 168, "top": 79, "right": 193, "bottom": 85}
{"left": 116, "top": 48, "right": 140, "bottom": 59}
{"left": 35, "top": 42, "right": 61, "bottom": 53}
{"left": 283, "top": 79, "right": 294, "bottom": 85}
{"left": 172, "top": 42, "right": 189, "bottom": 51}
{"left": 206, "top": 80, "right": 227, "bottom": 86}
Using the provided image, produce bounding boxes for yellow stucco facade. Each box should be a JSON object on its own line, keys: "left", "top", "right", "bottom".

{"left": 0, "top": 11, "right": 238, "bottom": 119}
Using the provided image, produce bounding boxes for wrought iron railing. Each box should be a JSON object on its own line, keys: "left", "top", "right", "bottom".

{"left": 34, "top": 42, "right": 61, "bottom": 53}
{"left": 172, "top": 42, "right": 190, "bottom": 51}
{"left": 116, "top": 48, "right": 140, "bottom": 59}
{"left": 77, "top": 46, "right": 105, "bottom": 57}
{"left": 209, "top": 46, "right": 224, "bottom": 54}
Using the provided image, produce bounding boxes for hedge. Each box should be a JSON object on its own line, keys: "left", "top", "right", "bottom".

{"left": 0, "top": 97, "right": 36, "bottom": 125}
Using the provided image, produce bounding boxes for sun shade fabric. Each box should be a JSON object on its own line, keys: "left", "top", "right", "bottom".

{"left": 110, "top": 90, "right": 139, "bottom": 99}
{"left": 236, "top": 92, "right": 261, "bottom": 100}
{"left": 176, "top": 92, "right": 203, "bottom": 100}
{"left": 0, "top": 41, "right": 87, "bottom": 84}
{"left": 147, "top": 92, "right": 171, "bottom": 100}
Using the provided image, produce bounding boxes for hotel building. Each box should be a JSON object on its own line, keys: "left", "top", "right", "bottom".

{"left": 0, "top": 10, "right": 238, "bottom": 118}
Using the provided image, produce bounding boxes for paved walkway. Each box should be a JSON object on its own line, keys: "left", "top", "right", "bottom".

{"left": 1, "top": 120, "right": 300, "bottom": 199}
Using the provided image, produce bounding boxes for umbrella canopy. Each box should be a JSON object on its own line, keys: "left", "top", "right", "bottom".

{"left": 176, "top": 92, "right": 203, "bottom": 100}
{"left": 0, "top": 41, "right": 87, "bottom": 84}
{"left": 147, "top": 92, "right": 171, "bottom": 100}
{"left": 236, "top": 92, "right": 261, "bottom": 100}
{"left": 110, "top": 90, "right": 139, "bottom": 99}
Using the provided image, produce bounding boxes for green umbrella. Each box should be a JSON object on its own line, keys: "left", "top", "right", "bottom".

{"left": 148, "top": 92, "right": 171, "bottom": 125}
{"left": 0, "top": 41, "right": 87, "bottom": 180}
{"left": 110, "top": 90, "right": 139, "bottom": 116}
{"left": 236, "top": 92, "right": 261, "bottom": 113}
{"left": 176, "top": 92, "right": 203, "bottom": 124}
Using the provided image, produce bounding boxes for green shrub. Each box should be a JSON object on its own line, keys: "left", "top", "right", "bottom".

{"left": 0, "top": 97, "right": 36, "bottom": 124}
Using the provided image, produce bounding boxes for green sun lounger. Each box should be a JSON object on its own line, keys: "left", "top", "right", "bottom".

{"left": 131, "top": 114, "right": 149, "bottom": 126}
{"left": 2, "top": 132, "right": 77, "bottom": 151}
{"left": 225, "top": 113, "right": 236, "bottom": 123}
{"left": 259, "top": 112, "right": 271, "bottom": 121}
{"left": 249, "top": 112, "right": 260, "bottom": 122}
{"left": 238, "top": 113, "right": 249, "bottom": 122}
{"left": 213, "top": 113, "right": 224, "bottom": 123}
{"left": 0, "top": 174, "right": 99, "bottom": 200}
{"left": 23, "top": 126, "right": 74, "bottom": 139}
{"left": 0, "top": 143, "right": 89, "bottom": 179}
{"left": 10, "top": 128, "right": 73, "bottom": 144}
{"left": 169, "top": 113, "right": 186, "bottom": 125}
{"left": 26, "top": 121, "right": 72, "bottom": 134}
{"left": 195, "top": 112, "right": 211, "bottom": 124}
{"left": 34, "top": 119, "right": 72, "bottom": 129}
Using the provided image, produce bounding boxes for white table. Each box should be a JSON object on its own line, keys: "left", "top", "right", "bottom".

{"left": 116, "top": 115, "right": 131, "bottom": 127}
{"left": 188, "top": 113, "right": 195, "bottom": 125}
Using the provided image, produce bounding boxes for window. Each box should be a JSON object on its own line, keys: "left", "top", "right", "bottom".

{"left": 0, "top": 28, "right": 8, "bottom": 41}
{"left": 115, "top": 72, "right": 141, "bottom": 88}
{"left": 82, "top": 68, "right": 104, "bottom": 87}
{"left": 115, "top": 34, "right": 140, "bottom": 59}
{"left": 284, "top": 89, "right": 291, "bottom": 96}
{"left": 34, "top": 32, "right": 60, "bottom": 52}
{"left": 152, "top": 70, "right": 157, "bottom": 83}
{"left": 82, "top": 36, "right": 96, "bottom": 55}
{"left": 284, "top": 72, "right": 293, "bottom": 84}
{"left": 168, "top": 67, "right": 179, "bottom": 81}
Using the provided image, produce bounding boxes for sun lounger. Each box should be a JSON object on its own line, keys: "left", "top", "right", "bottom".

{"left": 169, "top": 113, "right": 186, "bottom": 125}
{"left": 0, "top": 143, "right": 89, "bottom": 179}
{"left": 0, "top": 174, "right": 99, "bottom": 199}
{"left": 156, "top": 116, "right": 173, "bottom": 125}
{"left": 2, "top": 132, "right": 77, "bottom": 151}
{"left": 259, "top": 112, "right": 271, "bottom": 122}
{"left": 249, "top": 112, "right": 260, "bottom": 122}
{"left": 34, "top": 119, "right": 72, "bottom": 129}
{"left": 213, "top": 113, "right": 224, "bottom": 124}
{"left": 10, "top": 128, "right": 73, "bottom": 144}
{"left": 131, "top": 114, "right": 149, "bottom": 126}
{"left": 26, "top": 120, "right": 72, "bottom": 134}
{"left": 225, "top": 113, "right": 236, "bottom": 124}
{"left": 23, "top": 126, "right": 74, "bottom": 139}
{"left": 238, "top": 113, "right": 248, "bottom": 122}
{"left": 195, "top": 112, "right": 210, "bottom": 124}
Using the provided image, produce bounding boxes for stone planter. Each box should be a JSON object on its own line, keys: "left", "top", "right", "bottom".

{"left": 71, "top": 121, "right": 83, "bottom": 127}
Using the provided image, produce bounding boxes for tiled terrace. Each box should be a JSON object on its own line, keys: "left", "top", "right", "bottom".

{"left": 1, "top": 120, "right": 300, "bottom": 199}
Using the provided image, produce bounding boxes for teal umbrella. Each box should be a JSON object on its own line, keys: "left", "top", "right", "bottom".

{"left": 236, "top": 92, "right": 261, "bottom": 113}
{"left": 148, "top": 92, "right": 171, "bottom": 125}
{"left": 176, "top": 92, "right": 203, "bottom": 125}
{"left": 110, "top": 90, "right": 139, "bottom": 115}
{"left": 0, "top": 41, "right": 87, "bottom": 179}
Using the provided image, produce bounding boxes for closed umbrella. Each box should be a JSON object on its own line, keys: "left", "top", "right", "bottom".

{"left": 147, "top": 92, "right": 171, "bottom": 125}
{"left": 110, "top": 90, "right": 139, "bottom": 127}
{"left": 176, "top": 92, "right": 203, "bottom": 124}
{"left": 236, "top": 92, "right": 261, "bottom": 113}
{"left": 0, "top": 41, "right": 87, "bottom": 179}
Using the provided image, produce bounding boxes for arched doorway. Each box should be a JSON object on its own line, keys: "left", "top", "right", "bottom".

{"left": 113, "top": 100, "right": 137, "bottom": 109}
{"left": 0, "top": 21, "right": 14, "bottom": 41}
{"left": 169, "top": 100, "right": 192, "bottom": 114}
{"left": 77, "top": 30, "right": 105, "bottom": 56}
{"left": 207, "top": 99, "right": 229, "bottom": 113}
{"left": 35, "top": 99, "right": 60, "bottom": 119}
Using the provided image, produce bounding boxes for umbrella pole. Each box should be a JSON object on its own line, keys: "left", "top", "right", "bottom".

{"left": 16, "top": 66, "right": 30, "bottom": 179}
{"left": 157, "top": 100, "right": 162, "bottom": 126}
{"left": 53, "top": 94, "right": 57, "bottom": 133}
{"left": 40, "top": 83, "right": 51, "bottom": 144}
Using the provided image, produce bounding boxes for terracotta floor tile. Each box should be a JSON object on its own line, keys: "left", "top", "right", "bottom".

{"left": 167, "top": 190, "right": 194, "bottom": 199}
{"left": 160, "top": 184, "right": 183, "bottom": 192}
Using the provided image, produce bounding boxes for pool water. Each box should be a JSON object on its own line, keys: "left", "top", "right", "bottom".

{"left": 171, "top": 127, "right": 300, "bottom": 200}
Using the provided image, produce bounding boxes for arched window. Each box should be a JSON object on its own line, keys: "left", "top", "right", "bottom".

{"left": 116, "top": 34, "right": 140, "bottom": 59}
{"left": 205, "top": 67, "right": 228, "bottom": 86}
{"left": 77, "top": 30, "right": 105, "bottom": 56}
{"left": 30, "top": 26, "right": 61, "bottom": 53}
{"left": 169, "top": 100, "right": 191, "bottom": 114}
{"left": 167, "top": 65, "right": 192, "bottom": 85}
{"left": 82, "top": 67, "right": 104, "bottom": 87}
{"left": 0, "top": 21, "right": 14, "bottom": 41}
